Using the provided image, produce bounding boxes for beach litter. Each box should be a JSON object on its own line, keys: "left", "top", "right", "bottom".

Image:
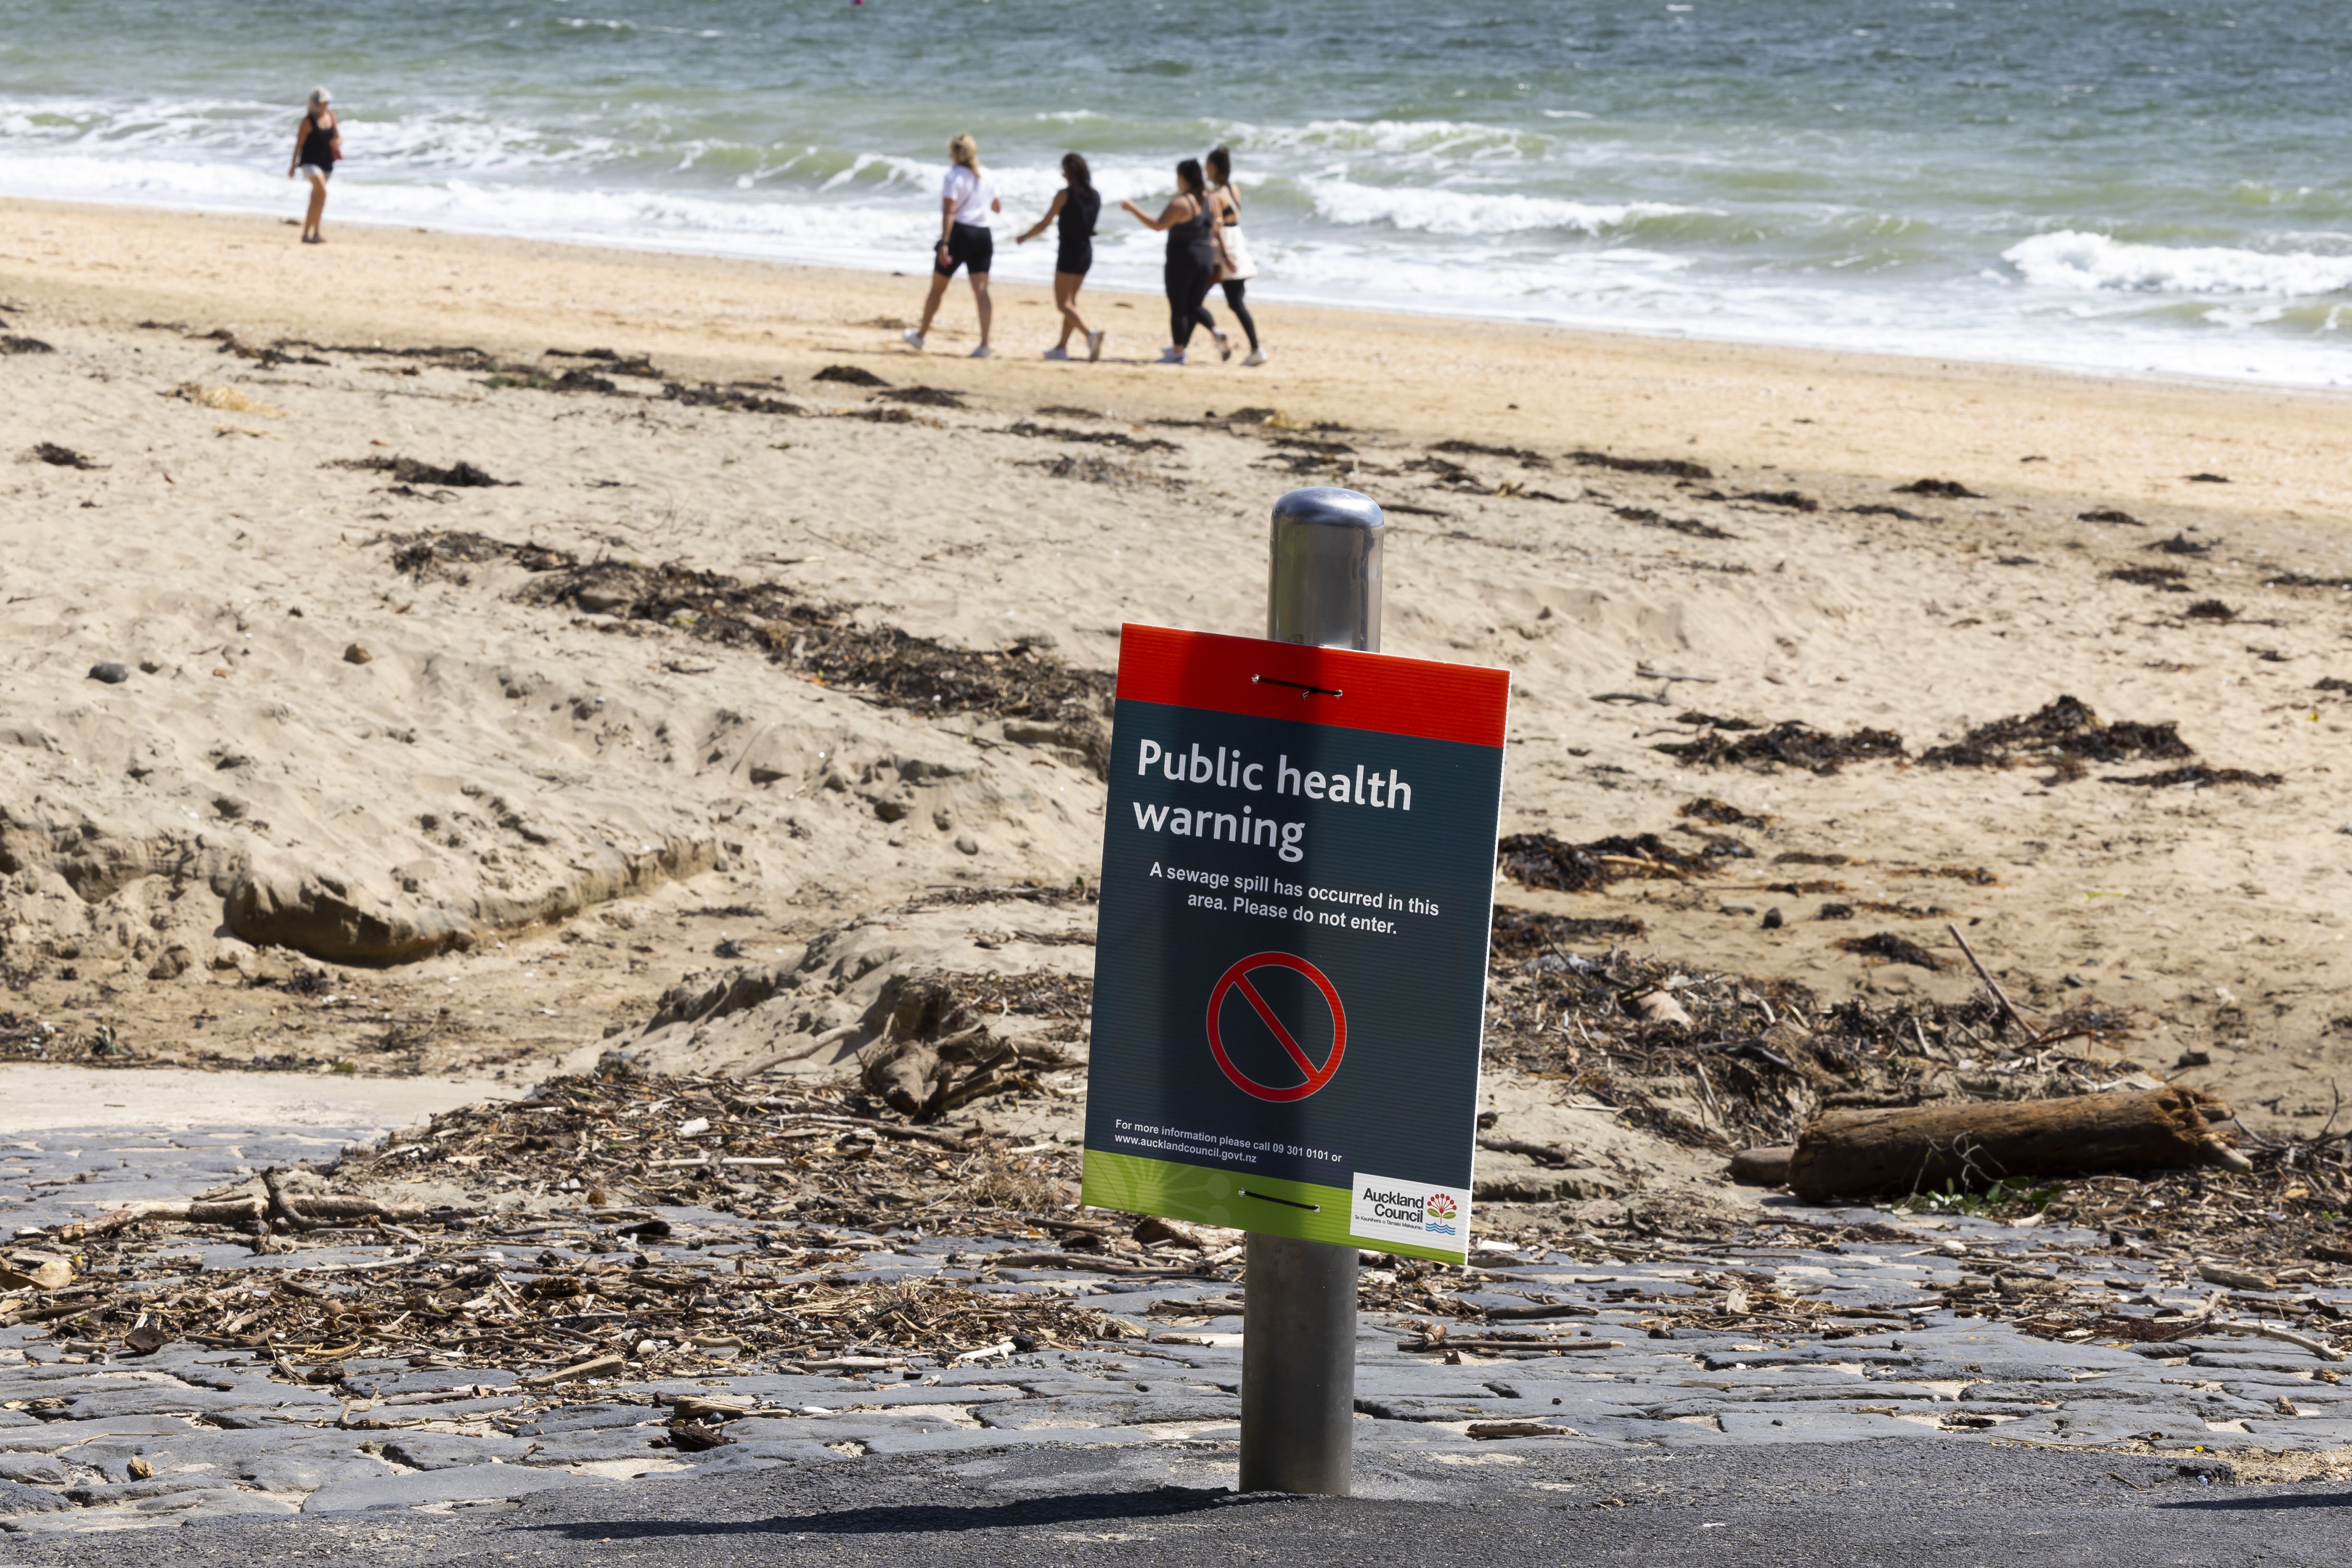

{"left": 171, "top": 382, "right": 284, "bottom": 416}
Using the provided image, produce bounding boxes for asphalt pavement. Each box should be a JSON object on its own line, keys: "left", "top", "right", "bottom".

{"left": 3, "top": 1437, "right": 2347, "bottom": 1567}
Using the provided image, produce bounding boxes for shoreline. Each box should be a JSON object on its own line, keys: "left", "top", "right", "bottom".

{"left": 12, "top": 182, "right": 2352, "bottom": 400}
{"left": 4, "top": 197, "right": 2346, "bottom": 528}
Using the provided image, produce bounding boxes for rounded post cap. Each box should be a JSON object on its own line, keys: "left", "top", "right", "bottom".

{"left": 1273, "top": 486, "right": 1385, "bottom": 534}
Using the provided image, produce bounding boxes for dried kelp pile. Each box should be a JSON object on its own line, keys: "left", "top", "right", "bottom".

{"left": 1497, "top": 831, "right": 1751, "bottom": 894}
{"left": 1020, "top": 453, "right": 1180, "bottom": 490}
{"left": 1000, "top": 420, "right": 1177, "bottom": 454}
{"left": 378, "top": 531, "right": 1113, "bottom": 761}
{"left": 1490, "top": 908, "right": 1648, "bottom": 957}
{"left": 327, "top": 455, "right": 507, "bottom": 488}
{"left": 1652, "top": 718, "right": 1906, "bottom": 774}
{"left": 1921, "top": 696, "right": 2191, "bottom": 777}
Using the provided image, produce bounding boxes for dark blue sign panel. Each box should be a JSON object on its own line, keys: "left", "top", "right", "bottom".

{"left": 1081, "top": 625, "right": 1509, "bottom": 1263}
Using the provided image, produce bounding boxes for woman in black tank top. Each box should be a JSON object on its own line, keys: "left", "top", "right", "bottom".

{"left": 1120, "top": 158, "right": 1224, "bottom": 365}
{"left": 287, "top": 86, "right": 341, "bottom": 245}
{"left": 1014, "top": 152, "right": 1105, "bottom": 361}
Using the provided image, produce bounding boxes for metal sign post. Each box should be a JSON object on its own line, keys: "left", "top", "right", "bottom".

{"left": 1238, "top": 486, "right": 1383, "bottom": 1496}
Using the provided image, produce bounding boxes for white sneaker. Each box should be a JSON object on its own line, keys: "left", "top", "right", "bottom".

{"left": 1042, "top": 345, "right": 1070, "bottom": 361}
{"left": 1086, "top": 330, "right": 1105, "bottom": 363}
{"left": 1214, "top": 330, "right": 1233, "bottom": 362}
{"left": 1156, "top": 347, "right": 1186, "bottom": 365}
{"left": 1242, "top": 347, "right": 1270, "bottom": 367}
{"left": 902, "top": 327, "right": 925, "bottom": 351}
{"left": 970, "top": 344, "right": 993, "bottom": 359}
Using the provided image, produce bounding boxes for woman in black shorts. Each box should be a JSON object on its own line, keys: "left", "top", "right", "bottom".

{"left": 1015, "top": 152, "right": 1105, "bottom": 362}
{"left": 286, "top": 87, "right": 340, "bottom": 245}
{"left": 904, "top": 133, "right": 1001, "bottom": 359}
{"left": 1121, "top": 158, "right": 1221, "bottom": 365}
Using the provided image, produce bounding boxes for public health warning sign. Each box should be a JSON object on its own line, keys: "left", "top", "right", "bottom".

{"left": 1080, "top": 624, "right": 1509, "bottom": 1264}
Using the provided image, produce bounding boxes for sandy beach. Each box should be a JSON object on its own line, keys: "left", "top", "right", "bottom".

{"left": 4, "top": 195, "right": 2350, "bottom": 1159}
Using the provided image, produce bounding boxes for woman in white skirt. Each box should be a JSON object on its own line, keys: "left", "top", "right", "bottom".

{"left": 1205, "top": 145, "right": 1266, "bottom": 365}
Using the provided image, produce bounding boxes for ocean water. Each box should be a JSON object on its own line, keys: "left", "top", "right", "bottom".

{"left": 3, "top": 0, "right": 2349, "bottom": 385}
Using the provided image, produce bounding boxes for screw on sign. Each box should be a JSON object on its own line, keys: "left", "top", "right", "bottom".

{"left": 1206, "top": 952, "right": 1346, "bottom": 1102}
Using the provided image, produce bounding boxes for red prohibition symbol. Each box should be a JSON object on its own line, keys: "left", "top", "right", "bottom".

{"left": 1206, "top": 951, "right": 1347, "bottom": 1102}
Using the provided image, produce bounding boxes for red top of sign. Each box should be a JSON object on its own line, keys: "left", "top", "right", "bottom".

{"left": 1114, "top": 625, "right": 1509, "bottom": 749}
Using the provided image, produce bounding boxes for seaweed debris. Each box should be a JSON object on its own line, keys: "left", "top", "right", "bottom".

{"left": 1567, "top": 449, "right": 1713, "bottom": 480}
{"left": 329, "top": 455, "right": 509, "bottom": 488}
{"left": 0, "top": 1070, "right": 1166, "bottom": 1381}
{"left": 1475, "top": 940, "right": 2149, "bottom": 1153}
{"left": 1846, "top": 504, "right": 1924, "bottom": 521}
{"left": 1653, "top": 719, "right": 1906, "bottom": 775}
{"left": 2, "top": 335, "right": 53, "bottom": 354}
{"left": 1020, "top": 454, "right": 1179, "bottom": 491}
{"left": 1497, "top": 831, "right": 1749, "bottom": 894}
{"left": 2079, "top": 508, "right": 2143, "bottom": 525}
{"left": 1430, "top": 439, "right": 1549, "bottom": 466}
{"left": 2147, "top": 532, "right": 2213, "bottom": 557}
{"left": 2107, "top": 564, "right": 2190, "bottom": 591}
{"left": 2185, "top": 599, "right": 2238, "bottom": 622}
{"left": 878, "top": 386, "right": 969, "bottom": 408}
{"left": 1002, "top": 420, "right": 1178, "bottom": 454}
{"left": 1920, "top": 696, "right": 2192, "bottom": 774}
{"left": 383, "top": 531, "right": 574, "bottom": 579}
{"left": 664, "top": 383, "right": 808, "bottom": 415}
{"left": 1894, "top": 479, "right": 1984, "bottom": 499}
{"left": 1490, "top": 908, "right": 1648, "bottom": 959}
{"left": 1835, "top": 932, "right": 1945, "bottom": 970}
{"left": 30, "top": 442, "right": 100, "bottom": 469}
{"left": 1736, "top": 490, "right": 1819, "bottom": 512}
{"left": 2107, "top": 766, "right": 2282, "bottom": 789}
{"left": 813, "top": 364, "right": 890, "bottom": 387}
{"left": 373, "top": 532, "right": 1115, "bottom": 763}
{"left": 1889, "top": 865, "right": 1999, "bottom": 884}
{"left": 1680, "top": 797, "right": 1773, "bottom": 829}
{"left": 2268, "top": 573, "right": 2352, "bottom": 592}
{"left": 1619, "top": 506, "right": 1736, "bottom": 540}
{"left": 544, "top": 348, "right": 664, "bottom": 378}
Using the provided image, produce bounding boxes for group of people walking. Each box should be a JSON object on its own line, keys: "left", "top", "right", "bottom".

{"left": 904, "top": 136, "right": 1267, "bottom": 366}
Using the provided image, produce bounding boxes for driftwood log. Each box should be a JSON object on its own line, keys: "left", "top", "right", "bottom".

{"left": 1785, "top": 1087, "right": 2247, "bottom": 1201}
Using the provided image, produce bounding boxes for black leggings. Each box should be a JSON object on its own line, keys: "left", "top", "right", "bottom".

{"left": 1196, "top": 279, "right": 1257, "bottom": 352}
{"left": 1184, "top": 279, "right": 1259, "bottom": 354}
{"left": 1165, "top": 247, "right": 1217, "bottom": 349}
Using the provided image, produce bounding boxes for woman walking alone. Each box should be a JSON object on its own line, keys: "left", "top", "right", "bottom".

{"left": 1120, "top": 158, "right": 1220, "bottom": 365}
{"left": 1205, "top": 146, "right": 1267, "bottom": 365}
{"left": 1014, "top": 153, "right": 1105, "bottom": 362}
{"left": 904, "top": 134, "right": 1000, "bottom": 358}
{"left": 287, "top": 87, "right": 340, "bottom": 245}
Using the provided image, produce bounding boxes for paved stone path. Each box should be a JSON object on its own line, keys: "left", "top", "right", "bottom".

{"left": 7, "top": 1115, "right": 2351, "bottom": 1538}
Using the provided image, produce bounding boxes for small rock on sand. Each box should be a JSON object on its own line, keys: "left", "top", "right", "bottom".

{"left": 344, "top": 643, "right": 374, "bottom": 665}
{"left": 87, "top": 661, "right": 130, "bottom": 683}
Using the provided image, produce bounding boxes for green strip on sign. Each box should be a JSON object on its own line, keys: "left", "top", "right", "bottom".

{"left": 1080, "top": 1148, "right": 1467, "bottom": 1265}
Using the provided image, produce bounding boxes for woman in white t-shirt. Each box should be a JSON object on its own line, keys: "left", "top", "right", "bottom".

{"left": 904, "top": 133, "right": 1001, "bottom": 359}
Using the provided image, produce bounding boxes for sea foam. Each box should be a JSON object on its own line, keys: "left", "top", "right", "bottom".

{"left": 2006, "top": 231, "right": 2352, "bottom": 297}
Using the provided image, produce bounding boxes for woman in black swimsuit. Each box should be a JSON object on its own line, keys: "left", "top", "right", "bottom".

{"left": 1121, "top": 158, "right": 1224, "bottom": 365}
{"left": 287, "top": 87, "right": 340, "bottom": 245}
{"left": 1014, "top": 153, "right": 1105, "bottom": 362}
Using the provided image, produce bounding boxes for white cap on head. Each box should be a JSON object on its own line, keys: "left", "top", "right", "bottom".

{"left": 309, "top": 86, "right": 331, "bottom": 107}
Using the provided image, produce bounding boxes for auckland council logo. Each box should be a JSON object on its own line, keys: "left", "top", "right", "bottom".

{"left": 1425, "top": 1192, "right": 1458, "bottom": 1224}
